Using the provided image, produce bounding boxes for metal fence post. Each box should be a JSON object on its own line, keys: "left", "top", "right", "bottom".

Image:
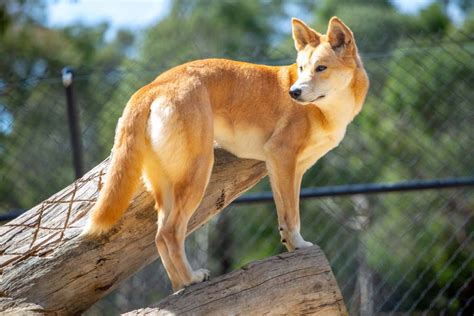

{"left": 62, "top": 67, "right": 84, "bottom": 179}
{"left": 214, "top": 211, "right": 233, "bottom": 274}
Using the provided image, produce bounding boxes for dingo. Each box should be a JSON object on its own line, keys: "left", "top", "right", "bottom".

{"left": 82, "top": 17, "right": 369, "bottom": 291}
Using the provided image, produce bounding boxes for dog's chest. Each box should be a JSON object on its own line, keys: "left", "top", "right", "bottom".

{"left": 297, "top": 128, "right": 346, "bottom": 171}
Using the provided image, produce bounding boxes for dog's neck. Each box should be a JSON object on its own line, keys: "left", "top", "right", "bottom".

{"left": 314, "top": 88, "right": 357, "bottom": 129}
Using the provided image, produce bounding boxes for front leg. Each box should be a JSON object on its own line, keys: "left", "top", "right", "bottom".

{"left": 265, "top": 152, "right": 313, "bottom": 251}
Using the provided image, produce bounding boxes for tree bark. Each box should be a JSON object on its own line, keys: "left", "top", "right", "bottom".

{"left": 124, "top": 245, "right": 347, "bottom": 316}
{"left": 0, "top": 148, "right": 267, "bottom": 315}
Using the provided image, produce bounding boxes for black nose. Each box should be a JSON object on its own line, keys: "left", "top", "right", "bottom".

{"left": 289, "top": 88, "right": 302, "bottom": 99}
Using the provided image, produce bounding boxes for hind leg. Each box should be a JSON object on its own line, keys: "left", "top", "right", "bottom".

{"left": 147, "top": 93, "right": 214, "bottom": 290}
{"left": 145, "top": 156, "right": 211, "bottom": 291}
{"left": 158, "top": 153, "right": 214, "bottom": 289}
{"left": 156, "top": 209, "right": 184, "bottom": 291}
{"left": 143, "top": 156, "right": 184, "bottom": 290}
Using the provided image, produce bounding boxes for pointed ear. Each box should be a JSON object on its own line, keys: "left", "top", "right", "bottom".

{"left": 292, "top": 18, "right": 321, "bottom": 51}
{"left": 327, "top": 17, "right": 354, "bottom": 52}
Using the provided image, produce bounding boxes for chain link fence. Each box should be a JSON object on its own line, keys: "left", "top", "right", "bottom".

{"left": 1, "top": 4, "right": 473, "bottom": 314}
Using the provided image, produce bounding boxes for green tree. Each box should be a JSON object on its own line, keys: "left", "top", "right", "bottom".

{"left": 0, "top": 5, "right": 134, "bottom": 213}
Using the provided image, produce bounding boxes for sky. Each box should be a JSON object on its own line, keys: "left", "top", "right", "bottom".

{"left": 47, "top": 0, "right": 171, "bottom": 29}
{"left": 47, "top": 0, "right": 439, "bottom": 30}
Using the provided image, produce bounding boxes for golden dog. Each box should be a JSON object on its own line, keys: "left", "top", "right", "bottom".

{"left": 82, "top": 17, "right": 369, "bottom": 291}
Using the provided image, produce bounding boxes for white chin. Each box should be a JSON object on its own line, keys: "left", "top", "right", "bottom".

{"left": 294, "top": 98, "right": 316, "bottom": 105}
{"left": 296, "top": 100, "right": 313, "bottom": 105}
{"left": 298, "top": 95, "right": 326, "bottom": 105}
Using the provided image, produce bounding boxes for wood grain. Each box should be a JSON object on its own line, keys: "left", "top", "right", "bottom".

{"left": 124, "top": 245, "right": 347, "bottom": 316}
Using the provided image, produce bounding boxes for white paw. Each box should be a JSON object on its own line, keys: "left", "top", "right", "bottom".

{"left": 294, "top": 240, "right": 313, "bottom": 250}
{"left": 289, "top": 231, "right": 313, "bottom": 250}
{"left": 190, "top": 268, "right": 210, "bottom": 284}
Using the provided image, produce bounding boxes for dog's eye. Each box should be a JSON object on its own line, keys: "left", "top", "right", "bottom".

{"left": 316, "top": 65, "right": 327, "bottom": 72}
{"left": 298, "top": 66, "right": 303, "bottom": 72}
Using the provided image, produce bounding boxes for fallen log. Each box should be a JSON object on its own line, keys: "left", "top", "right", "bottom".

{"left": 124, "top": 245, "right": 347, "bottom": 316}
{"left": 0, "top": 148, "right": 267, "bottom": 315}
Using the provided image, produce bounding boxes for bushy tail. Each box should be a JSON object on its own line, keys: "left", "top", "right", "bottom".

{"left": 81, "top": 94, "right": 150, "bottom": 237}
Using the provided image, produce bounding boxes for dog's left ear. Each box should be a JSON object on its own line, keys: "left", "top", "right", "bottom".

{"left": 327, "top": 17, "right": 354, "bottom": 54}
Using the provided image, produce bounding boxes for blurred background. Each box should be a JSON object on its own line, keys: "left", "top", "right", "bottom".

{"left": 0, "top": 0, "right": 473, "bottom": 315}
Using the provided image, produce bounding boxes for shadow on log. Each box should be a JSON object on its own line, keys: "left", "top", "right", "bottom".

{"left": 124, "top": 246, "right": 347, "bottom": 316}
{"left": 0, "top": 148, "right": 266, "bottom": 315}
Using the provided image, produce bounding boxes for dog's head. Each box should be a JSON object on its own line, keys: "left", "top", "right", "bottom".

{"left": 289, "top": 17, "right": 362, "bottom": 106}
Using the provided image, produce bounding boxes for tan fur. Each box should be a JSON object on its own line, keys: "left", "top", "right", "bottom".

{"left": 82, "top": 17, "right": 369, "bottom": 291}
